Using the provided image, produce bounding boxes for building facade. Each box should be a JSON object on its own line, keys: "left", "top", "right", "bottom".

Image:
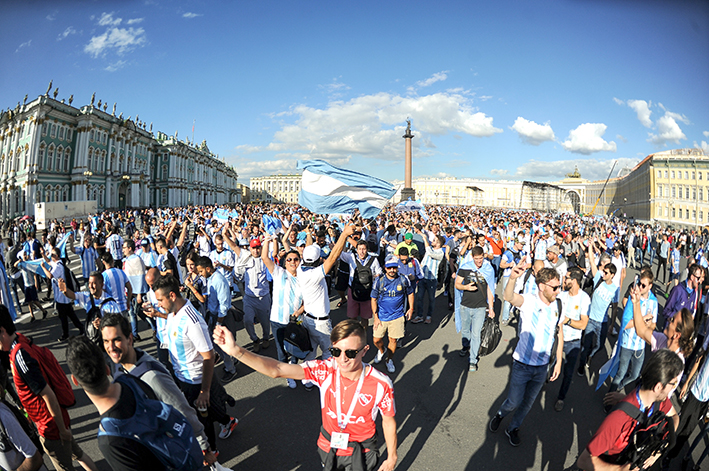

{"left": 249, "top": 174, "right": 301, "bottom": 204}
{"left": 0, "top": 92, "right": 238, "bottom": 219}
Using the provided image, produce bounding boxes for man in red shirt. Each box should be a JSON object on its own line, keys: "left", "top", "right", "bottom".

{"left": 577, "top": 349, "right": 682, "bottom": 471}
{"left": 0, "top": 305, "right": 98, "bottom": 471}
{"left": 214, "top": 319, "right": 397, "bottom": 471}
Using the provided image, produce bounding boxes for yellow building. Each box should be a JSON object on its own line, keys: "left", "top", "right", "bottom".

{"left": 250, "top": 174, "right": 301, "bottom": 204}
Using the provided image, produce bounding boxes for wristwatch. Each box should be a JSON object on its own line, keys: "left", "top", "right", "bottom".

{"left": 565, "top": 318, "right": 572, "bottom": 326}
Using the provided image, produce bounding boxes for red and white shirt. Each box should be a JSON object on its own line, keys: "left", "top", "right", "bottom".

{"left": 302, "top": 358, "right": 395, "bottom": 456}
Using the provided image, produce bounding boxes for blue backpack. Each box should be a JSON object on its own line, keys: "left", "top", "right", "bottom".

{"left": 98, "top": 375, "right": 203, "bottom": 471}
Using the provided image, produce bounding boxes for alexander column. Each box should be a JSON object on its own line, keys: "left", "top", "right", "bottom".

{"left": 400, "top": 119, "right": 416, "bottom": 202}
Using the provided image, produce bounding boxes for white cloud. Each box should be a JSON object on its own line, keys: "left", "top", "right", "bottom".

{"left": 627, "top": 99, "right": 653, "bottom": 128}
{"left": 512, "top": 157, "right": 639, "bottom": 181}
{"left": 417, "top": 71, "right": 448, "bottom": 88}
{"left": 648, "top": 111, "right": 688, "bottom": 146}
{"left": 561, "top": 123, "right": 617, "bottom": 154}
{"left": 490, "top": 169, "right": 509, "bottom": 176}
{"left": 98, "top": 12, "right": 122, "bottom": 26}
{"left": 105, "top": 60, "right": 127, "bottom": 72}
{"left": 612, "top": 97, "right": 624, "bottom": 106}
{"left": 57, "top": 27, "right": 77, "bottom": 41}
{"left": 183, "top": 12, "right": 203, "bottom": 19}
{"left": 229, "top": 90, "right": 501, "bottom": 173}
{"left": 703, "top": 131, "right": 709, "bottom": 138}
{"left": 319, "top": 78, "right": 351, "bottom": 99}
{"left": 15, "top": 40, "right": 31, "bottom": 53}
{"left": 694, "top": 141, "right": 709, "bottom": 154}
{"left": 84, "top": 26, "right": 146, "bottom": 58}
{"left": 46, "top": 13, "right": 56, "bottom": 21}
{"left": 127, "top": 18, "right": 144, "bottom": 25}
{"left": 510, "top": 117, "right": 555, "bottom": 146}
{"left": 479, "top": 95, "right": 493, "bottom": 101}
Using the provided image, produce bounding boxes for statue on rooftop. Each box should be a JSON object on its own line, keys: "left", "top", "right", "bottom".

{"left": 53, "top": 88, "right": 59, "bottom": 99}
{"left": 68, "top": 95, "right": 73, "bottom": 105}
{"left": 45, "top": 80, "right": 53, "bottom": 96}
{"left": 90, "top": 92, "right": 95, "bottom": 106}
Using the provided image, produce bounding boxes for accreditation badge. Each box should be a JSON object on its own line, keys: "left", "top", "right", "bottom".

{"left": 330, "top": 431, "right": 349, "bottom": 450}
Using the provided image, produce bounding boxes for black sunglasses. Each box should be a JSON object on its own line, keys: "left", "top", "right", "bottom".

{"left": 544, "top": 283, "right": 562, "bottom": 291}
{"left": 329, "top": 347, "right": 364, "bottom": 359}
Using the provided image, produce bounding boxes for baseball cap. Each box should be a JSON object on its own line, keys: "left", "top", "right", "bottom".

{"left": 249, "top": 239, "right": 262, "bottom": 248}
{"left": 140, "top": 239, "right": 149, "bottom": 246}
{"left": 547, "top": 245, "right": 560, "bottom": 254}
{"left": 385, "top": 255, "right": 399, "bottom": 268}
{"left": 404, "top": 232, "right": 413, "bottom": 240}
{"left": 296, "top": 239, "right": 306, "bottom": 247}
{"left": 302, "top": 245, "right": 321, "bottom": 263}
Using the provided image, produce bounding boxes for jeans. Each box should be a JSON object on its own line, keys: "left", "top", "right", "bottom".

{"left": 128, "top": 297, "right": 140, "bottom": 337}
{"left": 579, "top": 318, "right": 608, "bottom": 366}
{"left": 557, "top": 339, "right": 581, "bottom": 401}
{"left": 498, "top": 361, "right": 547, "bottom": 431}
{"left": 206, "top": 312, "right": 236, "bottom": 374}
{"left": 501, "top": 276, "right": 512, "bottom": 322}
{"left": 415, "top": 278, "right": 437, "bottom": 319}
{"left": 243, "top": 293, "right": 272, "bottom": 342}
{"left": 459, "top": 306, "right": 486, "bottom": 366}
{"left": 610, "top": 347, "right": 645, "bottom": 392}
{"left": 9, "top": 275, "right": 24, "bottom": 312}
{"left": 648, "top": 246, "right": 656, "bottom": 267}
{"left": 492, "top": 255, "right": 501, "bottom": 282}
{"left": 271, "top": 321, "right": 288, "bottom": 363}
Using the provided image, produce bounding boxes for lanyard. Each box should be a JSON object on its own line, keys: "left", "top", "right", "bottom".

{"left": 335, "top": 366, "right": 366, "bottom": 431}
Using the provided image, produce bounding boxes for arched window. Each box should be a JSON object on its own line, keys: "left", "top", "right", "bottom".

{"left": 56, "top": 146, "right": 63, "bottom": 172}
{"left": 64, "top": 149, "right": 70, "bottom": 172}
{"left": 38, "top": 145, "right": 45, "bottom": 170}
{"left": 47, "top": 145, "right": 54, "bottom": 171}
{"left": 62, "top": 185, "right": 69, "bottom": 202}
{"left": 50, "top": 124, "right": 56, "bottom": 138}
{"left": 36, "top": 185, "right": 43, "bottom": 203}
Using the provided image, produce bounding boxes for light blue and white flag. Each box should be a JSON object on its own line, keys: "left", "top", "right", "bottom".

{"left": 18, "top": 259, "right": 51, "bottom": 278}
{"left": 0, "top": 262, "right": 17, "bottom": 320}
{"left": 56, "top": 231, "right": 73, "bottom": 259}
{"left": 297, "top": 160, "right": 396, "bottom": 220}
{"left": 395, "top": 199, "right": 424, "bottom": 213}
{"left": 262, "top": 215, "right": 282, "bottom": 235}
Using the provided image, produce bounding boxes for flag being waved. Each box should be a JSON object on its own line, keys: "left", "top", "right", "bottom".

{"left": 297, "top": 160, "right": 396, "bottom": 219}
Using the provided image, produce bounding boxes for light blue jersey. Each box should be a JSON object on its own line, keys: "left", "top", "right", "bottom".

{"left": 102, "top": 267, "right": 130, "bottom": 312}
{"left": 166, "top": 300, "right": 212, "bottom": 385}
{"left": 588, "top": 272, "right": 619, "bottom": 323}
{"left": 620, "top": 292, "right": 658, "bottom": 351}
{"left": 269, "top": 265, "right": 303, "bottom": 325}
{"left": 514, "top": 293, "right": 562, "bottom": 366}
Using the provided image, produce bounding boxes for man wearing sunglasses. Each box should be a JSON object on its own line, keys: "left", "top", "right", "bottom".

{"left": 661, "top": 263, "right": 702, "bottom": 331}
{"left": 609, "top": 270, "right": 658, "bottom": 394}
{"left": 490, "top": 265, "right": 564, "bottom": 447}
{"left": 213, "top": 319, "right": 398, "bottom": 471}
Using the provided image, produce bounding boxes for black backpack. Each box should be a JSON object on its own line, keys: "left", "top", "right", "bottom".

{"left": 0, "top": 401, "right": 43, "bottom": 457}
{"left": 608, "top": 399, "right": 675, "bottom": 469}
{"left": 61, "top": 261, "right": 81, "bottom": 293}
{"left": 351, "top": 257, "right": 375, "bottom": 302}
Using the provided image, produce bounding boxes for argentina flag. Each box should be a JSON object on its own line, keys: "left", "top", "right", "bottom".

{"left": 297, "top": 160, "right": 396, "bottom": 219}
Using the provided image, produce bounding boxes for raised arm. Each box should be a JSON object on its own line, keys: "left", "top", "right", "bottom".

{"left": 261, "top": 235, "right": 277, "bottom": 273}
{"left": 323, "top": 224, "right": 356, "bottom": 274}
{"left": 504, "top": 264, "right": 526, "bottom": 308}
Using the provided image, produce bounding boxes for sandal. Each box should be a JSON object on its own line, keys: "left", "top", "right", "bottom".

{"left": 337, "top": 300, "right": 347, "bottom": 308}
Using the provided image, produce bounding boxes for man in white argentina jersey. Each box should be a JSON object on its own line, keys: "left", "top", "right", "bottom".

{"left": 105, "top": 227, "right": 124, "bottom": 263}
{"left": 490, "top": 266, "right": 564, "bottom": 447}
{"left": 209, "top": 233, "right": 235, "bottom": 290}
{"left": 261, "top": 236, "right": 304, "bottom": 389}
{"left": 150, "top": 275, "right": 238, "bottom": 453}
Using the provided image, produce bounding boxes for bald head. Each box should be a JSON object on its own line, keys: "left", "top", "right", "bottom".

{"left": 145, "top": 267, "right": 160, "bottom": 288}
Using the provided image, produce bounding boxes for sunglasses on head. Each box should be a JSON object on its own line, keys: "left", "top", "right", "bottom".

{"left": 329, "top": 347, "right": 364, "bottom": 359}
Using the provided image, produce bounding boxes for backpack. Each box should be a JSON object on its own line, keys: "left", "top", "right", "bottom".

{"left": 0, "top": 401, "right": 43, "bottom": 456}
{"left": 284, "top": 318, "right": 313, "bottom": 359}
{"left": 351, "top": 257, "right": 375, "bottom": 302}
{"left": 10, "top": 333, "right": 76, "bottom": 408}
{"left": 583, "top": 274, "right": 605, "bottom": 298}
{"left": 61, "top": 262, "right": 81, "bottom": 294}
{"left": 98, "top": 375, "right": 203, "bottom": 471}
{"left": 608, "top": 398, "right": 676, "bottom": 469}
{"left": 85, "top": 294, "right": 116, "bottom": 345}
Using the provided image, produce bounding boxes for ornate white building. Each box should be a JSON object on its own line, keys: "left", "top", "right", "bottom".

{"left": 249, "top": 174, "right": 301, "bottom": 204}
{"left": 0, "top": 89, "right": 238, "bottom": 218}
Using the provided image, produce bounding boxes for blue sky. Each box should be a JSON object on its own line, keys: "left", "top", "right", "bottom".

{"left": 2, "top": 0, "right": 708, "bottom": 183}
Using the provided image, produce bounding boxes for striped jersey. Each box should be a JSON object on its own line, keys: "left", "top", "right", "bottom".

{"left": 74, "top": 246, "right": 98, "bottom": 279}
{"left": 620, "top": 292, "right": 658, "bottom": 351}
{"left": 138, "top": 249, "right": 158, "bottom": 268}
{"left": 102, "top": 267, "right": 130, "bottom": 311}
{"left": 122, "top": 254, "right": 147, "bottom": 294}
{"left": 209, "top": 248, "right": 235, "bottom": 285}
{"left": 106, "top": 234, "right": 124, "bottom": 261}
{"left": 148, "top": 289, "right": 169, "bottom": 346}
{"left": 268, "top": 265, "right": 303, "bottom": 325}
{"left": 166, "top": 299, "right": 213, "bottom": 385}
{"left": 421, "top": 246, "right": 444, "bottom": 280}
{"left": 690, "top": 352, "right": 709, "bottom": 402}
{"left": 514, "top": 292, "right": 563, "bottom": 366}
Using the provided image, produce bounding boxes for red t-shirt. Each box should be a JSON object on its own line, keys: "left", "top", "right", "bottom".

{"left": 586, "top": 391, "right": 673, "bottom": 460}
{"left": 302, "top": 358, "right": 395, "bottom": 456}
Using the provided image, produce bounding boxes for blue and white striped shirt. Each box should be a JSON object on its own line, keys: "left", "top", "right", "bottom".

{"left": 74, "top": 246, "right": 98, "bottom": 280}
{"left": 514, "top": 292, "right": 563, "bottom": 366}
{"left": 421, "top": 246, "right": 444, "bottom": 280}
{"left": 620, "top": 292, "right": 658, "bottom": 351}
{"left": 102, "top": 267, "right": 130, "bottom": 312}
{"left": 268, "top": 265, "right": 303, "bottom": 325}
{"left": 691, "top": 353, "right": 709, "bottom": 402}
{"left": 106, "top": 234, "right": 124, "bottom": 261}
{"left": 209, "top": 249, "right": 235, "bottom": 285}
{"left": 138, "top": 249, "right": 158, "bottom": 268}
{"left": 166, "top": 300, "right": 212, "bottom": 385}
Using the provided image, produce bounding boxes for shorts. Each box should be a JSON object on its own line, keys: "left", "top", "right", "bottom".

{"left": 373, "top": 315, "right": 405, "bottom": 339}
{"left": 24, "top": 285, "right": 38, "bottom": 302}
{"left": 347, "top": 288, "right": 373, "bottom": 319}
{"left": 335, "top": 271, "right": 350, "bottom": 292}
{"left": 40, "top": 435, "right": 84, "bottom": 471}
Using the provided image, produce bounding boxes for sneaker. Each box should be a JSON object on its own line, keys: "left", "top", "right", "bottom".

{"left": 261, "top": 338, "right": 270, "bottom": 349}
{"left": 424, "top": 317, "right": 432, "bottom": 324}
{"left": 221, "top": 369, "right": 237, "bottom": 384}
{"left": 489, "top": 413, "right": 503, "bottom": 433}
{"left": 577, "top": 364, "right": 586, "bottom": 377}
{"left": 554, "top": 400, "right": 564, "bottom": 412}
{"left": 134, "top": 334, "right": 142, "bottom": 342}
{"left": 252, "top": 340, "right": 261, "bottom": 353}
{"left": 411, "top": 316, "right": 424, "bottom": 324}
{"left": 386, "top": 359, "right": 395, "bottom": 373}
{"left": 610, "top": 327, "right": 619, "bottom": 336}
{"left": 501, "top": 319, "right": 509, "bottom": 326}
{"left": 469, "top": 363, "right": 477, "bottom": 372}
{"left": 218, "top": 417, "right": 239, "bottom": 439}
{"left": 302, "top": 380, "right": 314, "bottom": 391}
{"left": 459, "top": 347, "right": 470, "bottom": 357}
{"left": 287, "top": 378, "right": 297, "bottom": 389}
{"left": 57, "top": 335, "right": 68, "bottom": 342}
{"left": 374, "top": 350, "right": 385, "bottom": 364}
{"left": 505, "top": 428, "right": 521, "bottom": 446}
{"left": 226, "top": 395, "right": 236, "bottom": 407}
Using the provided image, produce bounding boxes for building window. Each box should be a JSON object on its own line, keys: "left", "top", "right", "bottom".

{"left": 657, "top": 170, "right": 662, "bottom": 178}
{"left": 47, "top": 146, "right": 54, "bottom": 171}
{"left": 59, "top": 127, "right": 64, "bottom": 140}
{"left": 701, "top": 211, "right": 704, "bottom": 222}
{"left": 693, "top": 188, "right": 697, "bottom": 200}
{"left": 686, "top": 209, "right": 690, "bottom": 219}
{"left": 64, "top": 149, "right": 70, "bottom": 172}
{"left": 692, "top": 171, "right": 695, "bottom": 179}
{"left": 38, "top": 146, "right": 45, "bottom": 169}
{"left": 685, "top": 171, "right": 689, "bottom": 179}
{"left": 657, "top": 185, "right": 662, "bottom": 196}
{"left": 42, "top": 123, "right": 48, "bottom": 136}
{"left": 672, "top": 186, "right": 676, "bottom": 198}
{"left": 686, "top": 187, "right": 690, "bottom": 199}
{"left": 50, "top": 124, "right": 56, "bottom": 139}
{"left": 700, "top": 189, "right": 704, "bottom": 201}
{"left": 67, "top": 128, "right": 72, "bottom": 141}
{"left": 90, "top": 130, "right": 94, "bottom": 141}
{"left": 672, "top": 208, "right": 676, "bottom": 218}
{"left": 700, "top": 172, "right": 703, "bottom": 180}
{"left": 671, "top": 171, "right": 675, "bottom": 179}
{"left": 664, "top": 170, "right": 668, "bottom": 178}
{"left": 693, "top": 210, "right": 697, "bottom": 220}
{"left": 665, "top": 206, "right": 669, "bottom": 217}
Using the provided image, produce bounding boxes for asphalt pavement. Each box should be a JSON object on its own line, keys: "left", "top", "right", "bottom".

{"left": 11, "top": 253, "right": 708, "bottom": 471}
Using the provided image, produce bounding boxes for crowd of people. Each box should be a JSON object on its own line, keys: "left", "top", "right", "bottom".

{"left": 0, "top": 202, "right": 708, "bottom": 470}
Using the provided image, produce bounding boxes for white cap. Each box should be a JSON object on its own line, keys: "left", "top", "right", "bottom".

{"left": 302, "top": 245, "right": 321, "bottom": 263}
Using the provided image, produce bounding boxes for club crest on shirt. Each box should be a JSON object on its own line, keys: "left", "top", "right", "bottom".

{"left": 358, "top": 393, "right": 373, "bottom": 406}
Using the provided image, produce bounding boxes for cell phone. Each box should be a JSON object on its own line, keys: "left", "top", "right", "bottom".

{"left": 633, "top": 275, "right": 639, "bottom": 288}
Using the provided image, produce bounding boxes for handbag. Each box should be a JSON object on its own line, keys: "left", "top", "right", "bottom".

{"left": 283, "top": 317, "right": 312, "bottom": 359}
{"left": 478, "top": 317, "right": 502, "bottom": 357}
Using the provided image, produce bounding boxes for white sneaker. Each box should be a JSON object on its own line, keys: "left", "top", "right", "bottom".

{"left": 374, "top": 350, "right": 385, "bottom": 364}
{"left": 386, "top": 359, "right": 395, "bottom": 373}
{"left": 287, "top": 378, "right": 296, "bottom": 389}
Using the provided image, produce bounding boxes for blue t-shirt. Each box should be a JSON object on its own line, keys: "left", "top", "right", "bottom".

{"left": 588, "top": 272, "right": 619, "bottom": 323}
{"left": 371, "top": 275, "right": 413, "bottom": 322}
